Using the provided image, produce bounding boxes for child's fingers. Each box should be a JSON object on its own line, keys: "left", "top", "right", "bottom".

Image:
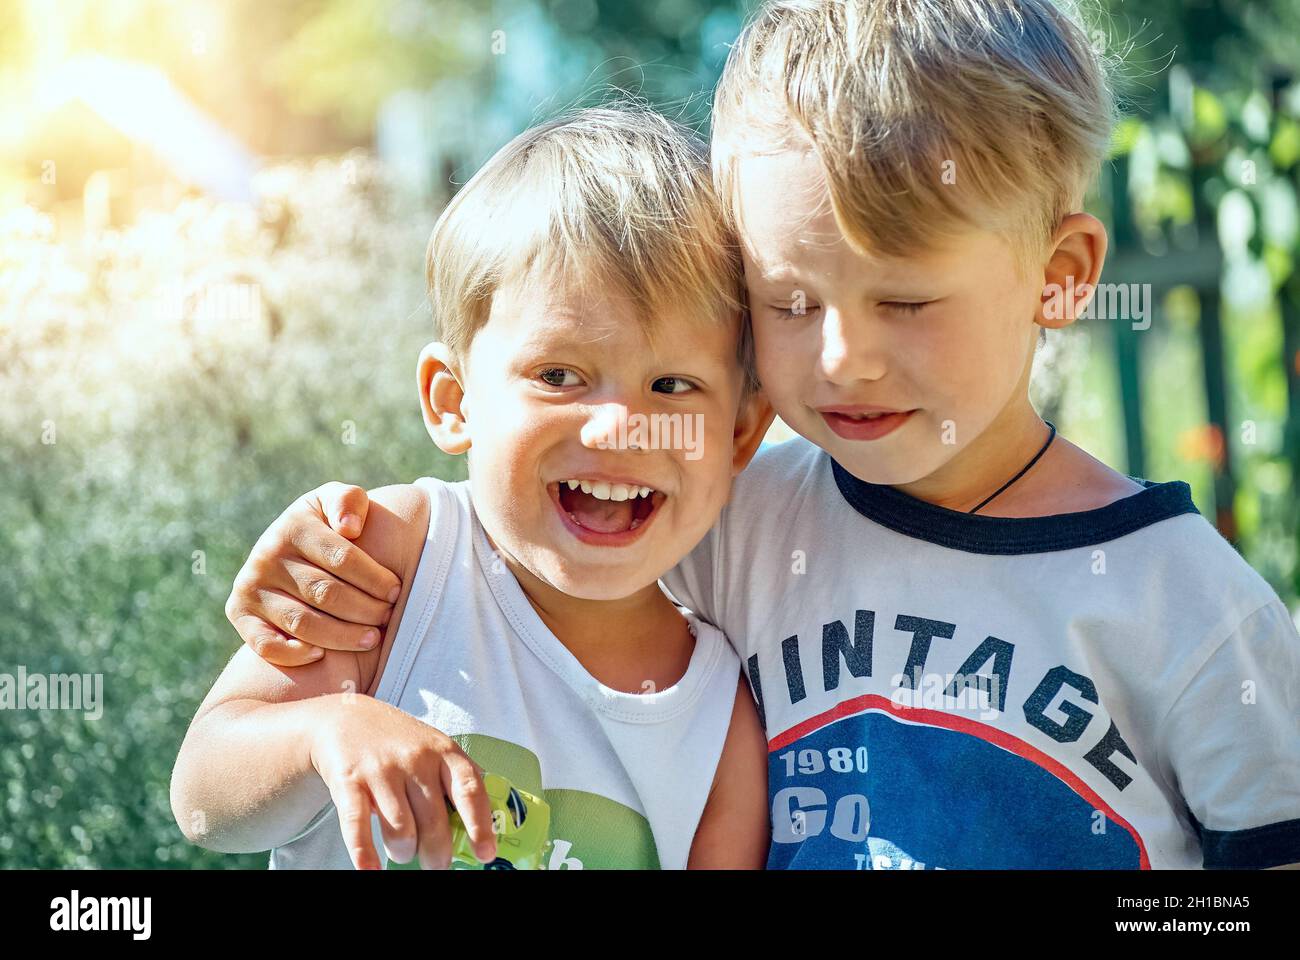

{"left": 327, "top": 778, "right": 381, "bottom": 870}
{"left": 442, "top": 755, "right": 497, "bottom": 864}
{"left": 405, "top": 778, "right": 453, "bottom": 870}
{"left": 253, "top": 589, "right": 382, "bottom": 653}
{"left": 370, "top": 776, "right": 419, "bottom": 867}
{"left": 228, "top": 613, "right": 324, "bottom": 667}
{"left": 313, "top": 481, "right": 371, "bottom": 540}
{"left": 282, "top": 558, "right": 393, "bottom": 627}
{"left": 290, "top": 518, "right": 401, "bottom": 605}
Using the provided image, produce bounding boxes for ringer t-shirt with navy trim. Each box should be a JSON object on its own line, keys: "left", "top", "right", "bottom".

{"left": 662, "top": 437, "right": 1300, "bottom": 869}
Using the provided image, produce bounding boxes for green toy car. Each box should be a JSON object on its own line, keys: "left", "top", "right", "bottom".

{"left": 388, "top": 773, "right": 550, "bottom": 871}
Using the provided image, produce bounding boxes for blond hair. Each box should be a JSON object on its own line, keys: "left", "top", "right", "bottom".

{"left": 712, "top": 0, "right": 1115, "bottom": 266}
{"left": 427, "top": 106, "right": 755, "bottom": 389}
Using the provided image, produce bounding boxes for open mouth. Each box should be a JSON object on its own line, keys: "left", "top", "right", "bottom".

{"left": 548, "top": 479, "right": 665, "bottom": 545}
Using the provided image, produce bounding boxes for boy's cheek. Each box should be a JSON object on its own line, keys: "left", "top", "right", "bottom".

{"left": 675, "top": 422, "right": 740, "bottom": 497}
{"left": 752, "top": 339, "right": 803, "bottom": 397}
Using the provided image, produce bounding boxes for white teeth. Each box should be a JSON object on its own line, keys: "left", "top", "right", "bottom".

{"left": 560, "top": 480, "right": 658, "bottom": 501}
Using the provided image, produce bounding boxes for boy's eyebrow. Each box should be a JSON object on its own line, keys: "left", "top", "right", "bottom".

{"left": 746, "top": 260, "right": 803, "bottom": 286}
{"left": 749, "top": 240, "right": 953, "bottom": 286}
{"left": 513, "top": 319, "right": 732, "bottom": 372}
{"left": 748, "top": 261, "right": 953, "bottom": 303}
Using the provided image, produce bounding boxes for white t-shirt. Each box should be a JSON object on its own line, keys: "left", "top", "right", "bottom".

{"left": 271, "top": 477, "right": 741, "bottom": 870}
{"left": 663, "top": 437, "right": 1300, "bottom": 869}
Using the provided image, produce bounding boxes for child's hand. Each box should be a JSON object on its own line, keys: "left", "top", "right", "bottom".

{"left": 226, "top": 482, "right": 398, "bottom": 666}
{"left": 310, "top": 694, "right": 498, "bottom": 870}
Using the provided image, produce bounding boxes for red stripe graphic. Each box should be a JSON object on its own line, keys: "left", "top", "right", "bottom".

{"left": 768, "top": 692, "right": 1150, "bottom": 869}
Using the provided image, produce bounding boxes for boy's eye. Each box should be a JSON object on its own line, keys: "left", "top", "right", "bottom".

{"left": 652, "top": 376, "right": 695, "bottom": 395}
{"left": 881, "top": 301, "right": 931, "bottom": 314}
{"left": 538, "top": 367, "right": 581, "bottom": 387}
{"left": 772, "top": 303, "right": 819, "bottom": 317}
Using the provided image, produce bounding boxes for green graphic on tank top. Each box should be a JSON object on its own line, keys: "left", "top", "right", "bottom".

{"left": 388, "top": 732, "right": 660, "bottom": 870}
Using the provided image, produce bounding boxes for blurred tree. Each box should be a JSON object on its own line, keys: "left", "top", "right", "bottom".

{"left": 268, "top": 0, "right": 487, "bottom": 134}
{"left": 1100, "top": 0, "right": 1300, "bottom": 591}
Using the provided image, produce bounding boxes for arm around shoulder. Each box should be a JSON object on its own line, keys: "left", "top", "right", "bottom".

{"left": 169, "top": 483, "right": 430, "bottom": 853}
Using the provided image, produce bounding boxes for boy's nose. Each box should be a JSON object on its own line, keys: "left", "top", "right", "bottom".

{"left": 819, "top": 307, "right": 887, "bottom": 385}
{"left": 580, "top": 403, "right": 638, "bottom": 451}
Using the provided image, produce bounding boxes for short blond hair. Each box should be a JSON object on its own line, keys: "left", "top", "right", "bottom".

{"left": 713, "top": 0, "right": 1115, "bottom": 265}
{"left": 427, "top": 105, "right": 754, "bottom": 389}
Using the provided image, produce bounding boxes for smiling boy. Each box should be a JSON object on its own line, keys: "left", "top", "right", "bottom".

{"left": 171, "top": 107, "right": 772, "bottom": 870}
{"left": 222, "top": 0, "right": 1300, "bottom": 869}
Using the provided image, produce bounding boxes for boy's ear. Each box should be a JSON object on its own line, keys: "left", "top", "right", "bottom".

{"left": 731, "top": 388, "right": 775, "bottom": 476}
{"left": 1036, "top": 212, "right": 1108, "bottom": 331}
{"left": 417, "top": 341, "right": 471, "bottom": 455}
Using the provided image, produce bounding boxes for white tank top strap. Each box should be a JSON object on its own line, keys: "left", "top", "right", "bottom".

{"left": 371, "top": 476, "right": 466, "bottom": 706}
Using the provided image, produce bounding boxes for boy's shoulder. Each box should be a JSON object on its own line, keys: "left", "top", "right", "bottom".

{"left": 357, "top": 477, "right": 487, "bottom": 695}
{"left": 357, "top": 477, "right": 475, "bottom": 565}
{"left": 733, "top": 436, "right": 1281, "bottom": 608}
{"left": 1113, "top": 495, "right": 1282, "bottom": 621}
{"left": 354, "top": 481, "right": 435, "bottom": 695}
{"left": 733, "top": 435, "right": 827, "bottom": 500}
{"left": 355, "top": 482, "right": 434, "bottom": 574}
{"left": 751, "top": 434, "right": 824, "bottom": 471}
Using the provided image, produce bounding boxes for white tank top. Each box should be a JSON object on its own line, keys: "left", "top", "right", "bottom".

{"left": 270, "top": 477, "right": 741, "bottom": 870}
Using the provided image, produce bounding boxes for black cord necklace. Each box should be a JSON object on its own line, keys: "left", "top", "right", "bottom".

{"left": 967, "top": 420, "right": 1057, "bottom": 515}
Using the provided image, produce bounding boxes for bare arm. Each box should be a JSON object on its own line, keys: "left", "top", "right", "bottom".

{"left": 170, "top": 656, "right": 360, "bottom": 853}
{"left": 171, "top": 484, "right": 498, "bottom": 867}
{"left": 686, "top": 675, "right": 770, "bottom": 869}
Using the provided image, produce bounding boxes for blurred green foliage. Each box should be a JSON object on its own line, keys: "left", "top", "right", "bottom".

{"left": 1, "top": 157, "right": 462, "bottom": 867}
{"left": 1089, "top": 0, "right": 1300, "bottom": 597}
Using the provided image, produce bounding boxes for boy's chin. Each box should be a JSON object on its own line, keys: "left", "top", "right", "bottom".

{"left": 778, "top": 415, "right": 940, "bottom": 488}
{"left": 828, "top": 445, "right": 946, "bottom": 489}
{"left": 532, "top": 558, "right": 659, "bottom": 602}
